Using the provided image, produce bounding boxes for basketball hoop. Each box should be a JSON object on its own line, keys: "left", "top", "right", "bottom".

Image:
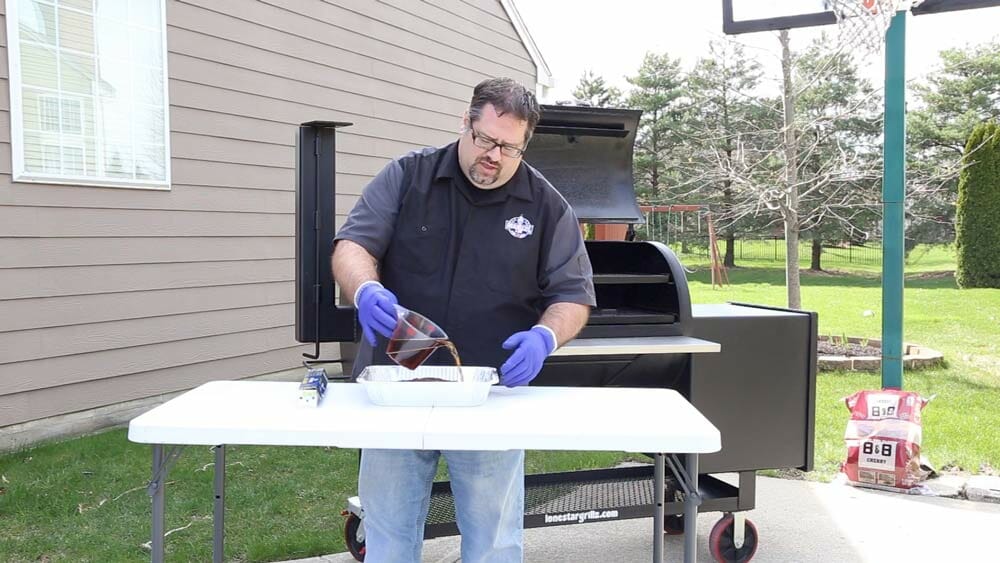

{"left": 824, "top": 0, "right": 925, "bottom": 54}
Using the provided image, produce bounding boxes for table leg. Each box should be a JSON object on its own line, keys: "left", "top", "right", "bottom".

{"left": 683, "top": 453, "right": 699, "bottom": 563}
{"left": 214, "top": 445, "right": 226, "bottom": 563}
{"left": 653, "top": 453, "right": 664, "bottom": 563}
{"left": 151, "top": 445, "right": 165, "bottom": 563}
{"left": 146, "top": 445, "right": 185, "bottom": 563}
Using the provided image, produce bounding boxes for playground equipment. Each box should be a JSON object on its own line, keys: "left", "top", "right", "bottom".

{"left": 638, "top": 204, "right": 728, "bottom": 288}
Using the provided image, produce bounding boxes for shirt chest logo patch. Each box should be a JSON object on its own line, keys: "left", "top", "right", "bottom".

{"left": 504, "top": 214, "right": 534, "bottom": 239}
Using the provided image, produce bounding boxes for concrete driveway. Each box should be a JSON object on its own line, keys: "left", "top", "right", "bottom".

{"left": 285, "top": 475, "right": 1000, "bottom": 562}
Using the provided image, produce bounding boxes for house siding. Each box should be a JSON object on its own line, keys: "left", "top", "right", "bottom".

{"left": 0, "top": 0, "right": 538, "bottom": 428}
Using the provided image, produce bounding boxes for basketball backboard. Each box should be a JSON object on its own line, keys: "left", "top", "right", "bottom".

{"left": 722, "top": 0, "right": 1000, "bottom": 35}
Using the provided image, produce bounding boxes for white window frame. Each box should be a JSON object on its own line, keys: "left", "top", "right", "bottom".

{"left": 38, "top": 93, "right": 62, "bottom": 131}
{"left": 6, "top": 0, "right": 172, "bottom": 190}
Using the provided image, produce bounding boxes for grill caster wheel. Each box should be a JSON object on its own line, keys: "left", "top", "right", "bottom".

{"left": 344, "top": 512, "right": 366, "bottom": 562}
{"left": 663, "top": 514, "right": 685, "bottom": 535}
{"left": 709, "top": 513, "right": 758, "bottom": 563}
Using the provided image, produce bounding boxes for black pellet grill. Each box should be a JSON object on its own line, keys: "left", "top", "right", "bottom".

{"left": 294, "top": 107, "right": 817, "bottom": 562}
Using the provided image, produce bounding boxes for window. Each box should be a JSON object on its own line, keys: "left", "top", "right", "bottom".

{"left": 6, "top": 0, "right": 170, "bottom": 189}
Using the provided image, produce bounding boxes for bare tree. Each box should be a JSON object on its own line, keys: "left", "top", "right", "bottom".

{"left": 779, "top": 31, "right": 803, "bottom": 307}
{"left": 706, "top": 32, "right": 884, "bottom": 307}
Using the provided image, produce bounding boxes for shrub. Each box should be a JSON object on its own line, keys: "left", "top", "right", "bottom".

{"left": 955, "top": 121, "right": 1000, "bottom": 288}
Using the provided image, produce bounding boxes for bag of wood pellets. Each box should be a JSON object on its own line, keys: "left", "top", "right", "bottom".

{"left": 841, "top": 389, "right": 932, "bottom": 491}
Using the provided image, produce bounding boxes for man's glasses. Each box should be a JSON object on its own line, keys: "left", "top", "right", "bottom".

{"left": 470, "top": 128, "right": 526, "bottom": 158}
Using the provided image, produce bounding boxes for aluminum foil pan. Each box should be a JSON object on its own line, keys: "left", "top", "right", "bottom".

{"left": 357, "top": 365, "right": 499, "bottom": 407}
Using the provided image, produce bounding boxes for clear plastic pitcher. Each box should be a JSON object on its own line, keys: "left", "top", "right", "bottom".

{"left": 386, "top": 305, "right": 457, "bottom": 370}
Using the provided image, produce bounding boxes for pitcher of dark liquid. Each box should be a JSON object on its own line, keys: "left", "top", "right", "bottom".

{"left": 386, "top": 305, "right": 461, "bottom": 370}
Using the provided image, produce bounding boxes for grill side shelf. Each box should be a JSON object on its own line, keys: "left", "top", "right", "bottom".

{"left": 550, "top": 336, "right": 720, "bottom": 356}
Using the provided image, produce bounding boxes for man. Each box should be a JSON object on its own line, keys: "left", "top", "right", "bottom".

{"left": 332, "top": 77, "right": 595, "bottom": 562}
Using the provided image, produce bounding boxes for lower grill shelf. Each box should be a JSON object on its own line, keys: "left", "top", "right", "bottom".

{"left": 423, "top": 465, "right": 741, "bottom": 538}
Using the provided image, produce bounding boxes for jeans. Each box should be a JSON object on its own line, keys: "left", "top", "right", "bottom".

{"left": 358, "top": 448, "right": 525, "bottom": 563}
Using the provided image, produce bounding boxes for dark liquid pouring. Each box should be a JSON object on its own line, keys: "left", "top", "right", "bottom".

{"left": 387, "top": 338, "right": 462, "bottom": 371}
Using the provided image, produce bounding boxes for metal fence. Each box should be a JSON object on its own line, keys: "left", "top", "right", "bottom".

{"left": 631, "top": 211, "right": 884, "bottom": 267}
{"left": 734, "top": 238, "right": 883, "bottom": 267}
{"left": 636, "top": 235, "right": 884, "bottom": 267}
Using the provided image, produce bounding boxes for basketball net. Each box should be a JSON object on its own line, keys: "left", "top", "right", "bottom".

{"left": 824, "top": 0, "right": 925, "bottom": 54}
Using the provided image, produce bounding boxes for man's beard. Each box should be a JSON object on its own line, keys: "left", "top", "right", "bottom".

{"left": 468, "top": 156, "right": 501, "bottom": 186}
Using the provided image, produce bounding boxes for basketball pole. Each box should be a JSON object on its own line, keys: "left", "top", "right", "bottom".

{"left": 882, "top": 9, "right": 906, "bottom": 390}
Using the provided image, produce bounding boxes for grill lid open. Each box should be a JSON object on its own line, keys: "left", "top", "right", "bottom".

{"left": 523, "top": 105, "right": 643, "bottom": 224}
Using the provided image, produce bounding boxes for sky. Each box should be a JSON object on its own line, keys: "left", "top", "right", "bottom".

{"left": 514, "top": 1, "right": 1000, "bottom": 103}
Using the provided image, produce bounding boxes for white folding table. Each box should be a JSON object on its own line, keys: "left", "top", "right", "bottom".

{"left": 130, "top": 378, "right": 720, "bottom": 562}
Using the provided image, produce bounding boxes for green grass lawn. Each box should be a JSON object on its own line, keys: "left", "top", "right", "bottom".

{"left": 1, "top": 244, "right": 996, "bottom": 562}
{"left": 0, "top": 433, "right": 636, "bottom": 562}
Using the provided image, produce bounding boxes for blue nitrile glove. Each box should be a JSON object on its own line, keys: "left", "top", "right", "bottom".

{"left": 500, "top": 326, "right": 556, "bottom": 387}
{"left": 355, "top": 282, "right": 399, "bottom": 346}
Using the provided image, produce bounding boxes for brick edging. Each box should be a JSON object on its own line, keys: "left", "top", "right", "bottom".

{"left": 817, "top": 336, "right": 944, "bottom": 372}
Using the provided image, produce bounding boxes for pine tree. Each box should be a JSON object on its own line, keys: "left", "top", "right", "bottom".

{"left": 684, "top": 39, "right": 766, "bottom": 266}
{"left": 571, "top": 71, "right": 622, "bottom": 108}
{"left": 955, "top": 121, "right": 1000, "bottom": 288}
{"left": 908, "top": 41, "right": 1000, "bottom": 247}
{"left": 625, "top": 53, "right": 687, "bottom": 205}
